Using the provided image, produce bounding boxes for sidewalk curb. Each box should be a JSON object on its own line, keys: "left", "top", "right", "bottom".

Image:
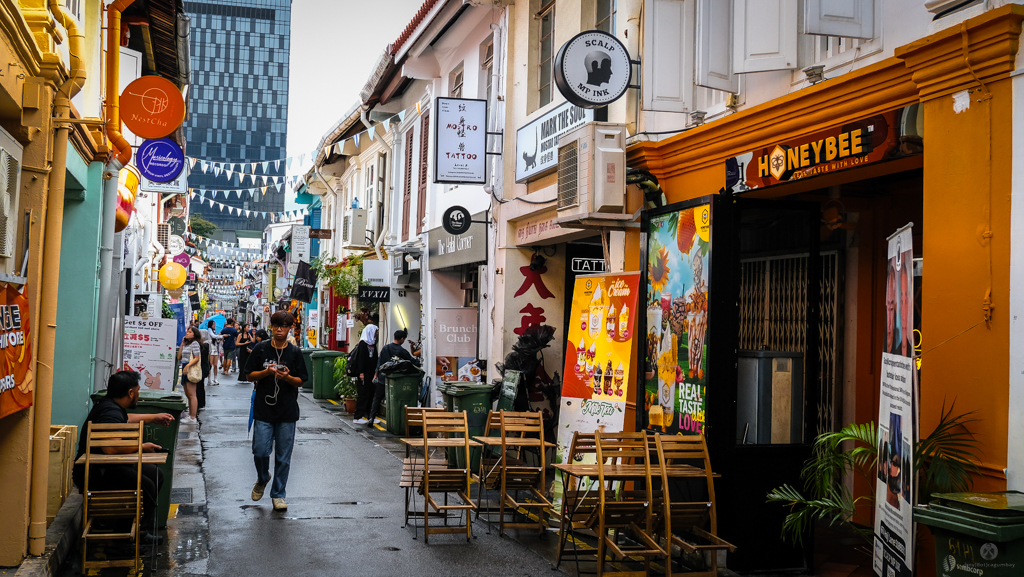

{"left": 15, "top": 491, "right": 82, "bottom": 577}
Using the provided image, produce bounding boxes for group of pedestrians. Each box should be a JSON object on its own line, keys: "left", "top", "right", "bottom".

{"left": 349, "top": 325, "right": 418, "bottom": 427}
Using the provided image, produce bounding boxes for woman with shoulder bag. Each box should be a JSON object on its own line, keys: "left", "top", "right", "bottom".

{"left": 237, "top": 323, "right": 254, "bottom": 382}
{"left": 178, "top": 327, "right": 203, "bottom": 423}
{"left": 351, "top": 325, "right": 377, "bottom": 424}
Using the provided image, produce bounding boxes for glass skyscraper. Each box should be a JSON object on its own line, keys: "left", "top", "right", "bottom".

{"left": 185, "top": 0, "right": 291, "bottom": 232}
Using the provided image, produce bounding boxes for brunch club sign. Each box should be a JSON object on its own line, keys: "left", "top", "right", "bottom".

{"left": 0, "top": 284, "right": 33, "bottom": 419}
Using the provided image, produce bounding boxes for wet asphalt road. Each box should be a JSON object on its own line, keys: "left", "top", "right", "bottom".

{"left": 64, "top": 371, "right": 568, "bottom": 577}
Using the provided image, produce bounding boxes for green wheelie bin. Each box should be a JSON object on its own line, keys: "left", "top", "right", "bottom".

{"left": 310, "top": 350, "right": 344, "bottom": 399}
{"left": 437, "top": 381, "right": 493, "bottom": 472}
{"left": 914, "top": 491, "right": 1024, "bottom": 577}
{"left": 90, "top": 389, "right": 187, "bottom": 527}
{"left": 300, "top": 348, "right": 317, "bottom": 390}
{"left": 384, "top": 368, "right": 425, "bottom": 435}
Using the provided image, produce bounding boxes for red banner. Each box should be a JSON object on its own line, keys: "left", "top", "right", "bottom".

{"left": 0, "top": 283, "right": 33, "bottom": 419}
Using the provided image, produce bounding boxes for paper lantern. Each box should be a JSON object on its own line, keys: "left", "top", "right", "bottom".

{"left": 114, "top": 166, "right": 140, "bottom": 232}
{"left": 159, "top": 263, "right": 187, "bottom": 289}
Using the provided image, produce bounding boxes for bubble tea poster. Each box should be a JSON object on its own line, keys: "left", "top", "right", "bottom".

{"left": 645, "top": 204, "right": 711, "bottom": 435}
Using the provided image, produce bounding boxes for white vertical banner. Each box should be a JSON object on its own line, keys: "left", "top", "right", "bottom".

{"left": 873, "top": 224, "right": 916, "bottom": 577}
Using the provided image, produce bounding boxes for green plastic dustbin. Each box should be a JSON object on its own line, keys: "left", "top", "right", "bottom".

{"left": 915, "top": 491, "right": 1024, "bottom": 577}
{"left": 437, "top": 381, "right": 493, "bottom": 472}
{"left": 300, "top": 348, "right": 317, "bottom": 390}
{"left": 90, "top": 390, "right": 187, "bottom": 527}
{"left": 310, "top": 350, "right": 344, "bottom": 399}
{"left": 384, "top": 370, "right": 424, "bottom": 435}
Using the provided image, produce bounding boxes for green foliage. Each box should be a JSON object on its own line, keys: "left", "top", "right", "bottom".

{"left": 161, "top": 295, "right": 175, "bottom": 319}
{"left": 312, "top": 255, "right": 364, "bottom": 297}
{"left": 189, "top": 214, "right": 218, "bottom": 237}
{"left": 766, "top": 402, "right": 981, "bottom": 547}
{"left": 333, "top": 355, "right": 357, "bottom": 399}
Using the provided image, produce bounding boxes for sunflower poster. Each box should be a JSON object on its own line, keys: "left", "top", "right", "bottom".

{"left": 645, "top": 204, "right": 711, "bottom": 434}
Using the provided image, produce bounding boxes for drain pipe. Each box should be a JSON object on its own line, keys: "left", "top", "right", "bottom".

{"left": 94, "top": 0, "right": 135, "bottom": 392}
{"left": 28, "top": 0, "right": 87, "bottom": 555}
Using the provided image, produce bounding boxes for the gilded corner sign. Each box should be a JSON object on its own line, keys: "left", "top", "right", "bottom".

{"left": 725, "top": 108, "right": 918, "bottom": 193}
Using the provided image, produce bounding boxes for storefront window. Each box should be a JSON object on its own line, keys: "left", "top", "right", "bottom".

{"left": 463, "top": 265, "right": 479, "bottom": 307}
{"left": 538, "top": 3, "right": 555, "bottom": 107}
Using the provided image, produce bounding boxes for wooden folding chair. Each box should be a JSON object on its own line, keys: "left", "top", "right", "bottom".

{"left": 80, "top": 422, "right": 145, "bottom": 573}
{"left": 420, "top": 411, "right": 477, "bottom": 543}
{"left": 556, "top": 431, "right": 599, "bottom": 567}
{"left": 654, "top": 433, "right": 736, "bottom": 577}
{"left": 489, "top": 411, "right": 552, "bottom": 536}
{"left": 400, "top": 407, "right": 445, "bottom": 528}
{"left": 474, "top": 411, "right": 517, "bottom": 519}
{"left": 589, "top": 431, "right": 669, "bottom": 577}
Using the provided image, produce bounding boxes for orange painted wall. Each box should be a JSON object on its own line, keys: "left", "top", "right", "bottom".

{"left": 919, "top": 80, "right": 1011, "bottom": 490}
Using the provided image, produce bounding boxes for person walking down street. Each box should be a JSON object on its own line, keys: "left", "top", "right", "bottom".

{"left": 220, "top": 318, "right": 239, "bottom": 374}
{"left": 245, "top": 311, "right": 309, "bottom": 511}
{"left": 236, "top": 323, "right": 254, "bottom": 382}
{"left": 178, "top": 326, "right": 203, "bottom": 423}
{"left": 193, "top": 321, "right": 212, "bottom": 409}
{"left": 207, "top": 320, "right": 223, "bottom": 385}
{"left": 72, "top": 371, "right": 175, "bottom": 545}
{"left": 367, "top": 329, "right": 416, "bottom": 427}
{"left": 351, "top": 324, "right": 377, "bottom": 425}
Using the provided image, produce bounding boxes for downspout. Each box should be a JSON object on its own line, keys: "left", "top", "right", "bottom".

{"left": 28, "top": 0, "right": 86, "bottom": 555}
{"left": 94, "top": 0, "right": 135, "bottom": 392}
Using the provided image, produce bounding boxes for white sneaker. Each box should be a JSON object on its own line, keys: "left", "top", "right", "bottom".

{"left": 354, "top": 418, "right": 368, "bottom": 425}
{"left": 272, "top": 498, "right": 287, "bottom": 510}
{"left": 181, "top": 416, "right": 196, "bottom": 424}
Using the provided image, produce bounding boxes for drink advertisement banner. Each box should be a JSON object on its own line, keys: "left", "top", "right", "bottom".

{"left": 122, "top": 317, "right": 177, "bottom": 391}
{"left": 552, "top": 271, "right": 639, "bottom": 505}
{"left": 644, "top": 204, "right": 711, "bottom": 434}
{"left": 0, "top": 284, "right": 33, "bottom": 419}
{"left": 873, "top": 225, "right": 916, "bottom": 577}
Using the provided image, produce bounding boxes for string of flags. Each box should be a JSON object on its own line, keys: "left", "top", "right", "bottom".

{"left": 184, "top": 231, "right": 262, "bottom": 250}
{"left": 188, "top": 184, "right": 286, "bottom": 199}
{"left": 188, "top": 191, "right": 307, "bottom": 222}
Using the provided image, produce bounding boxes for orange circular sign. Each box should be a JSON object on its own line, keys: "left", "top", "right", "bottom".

{"left": 120, "top": 76, "right": 185, "bottom": 139}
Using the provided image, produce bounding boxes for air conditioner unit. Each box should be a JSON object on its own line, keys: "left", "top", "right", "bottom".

{"left": 341, "top": 208, "right": 368, "bottom": 248}
{"left": 556, "top": 122, "right": 626, "bottom": 219}
{"left": 157, "top": 223, "right": 170, "bottom": 249}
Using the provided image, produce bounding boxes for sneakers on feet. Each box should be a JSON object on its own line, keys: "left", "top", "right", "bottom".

{"left": 354, "top": 417, "right": 368, "bottom": 424}
{"left": 272, "top": 498, "right": 287, "bottom": 511}
{"left": 181, "top": 415, "right": 196, "bottom": 424}
{"left": 251, "top": 481, "right": 267, "bottom": 501}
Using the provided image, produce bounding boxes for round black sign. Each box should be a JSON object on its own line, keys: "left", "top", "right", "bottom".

{"left": 554, "top": 30, "right": 632, "bottom": 109}
{"left": 168, "top": 216, "right": 186, "bottom": 236}
{"left": 442, "top": 205, "right": 471, "bottom": 235}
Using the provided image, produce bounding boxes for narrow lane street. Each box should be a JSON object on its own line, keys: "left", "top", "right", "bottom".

{"left": 65, "top": 373, "right": 568, "bottom": 577}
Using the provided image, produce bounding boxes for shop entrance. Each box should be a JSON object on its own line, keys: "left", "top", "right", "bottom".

{"left": 713, "top": 198, "right": 822, "bottom": 571}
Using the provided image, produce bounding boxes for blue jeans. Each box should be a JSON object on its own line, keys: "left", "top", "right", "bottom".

{"left": 252, "top": 420, "right": 296, "bottom": 498}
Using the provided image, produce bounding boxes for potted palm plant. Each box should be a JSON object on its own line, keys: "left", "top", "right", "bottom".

{"left": 333, "top": 356, "right": 358, "bottom": 414}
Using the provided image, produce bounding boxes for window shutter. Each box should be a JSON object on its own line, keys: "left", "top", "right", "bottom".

{"left": 733, "top": 0, "right": 798, "bottom": 73}
{"left": 803, "top": 0, "right": 874, "bottom": 40}
{"left": 402, "top": 130, "right": 413, "bottom": 242}
{"left": 696, "top": 0, "right": 738, "bottom": 93}
{"left": 416, "top": 110, "right": 429, "bottom": 236}
{"left": 641, "top": 0, "right": 694, "bottom": 113}
{"left": 0, "top": 150, "right": 13, "bottom": 258}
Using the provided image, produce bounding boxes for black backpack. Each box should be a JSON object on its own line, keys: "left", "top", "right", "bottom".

{"left": 346, "top": 342, "right": 361, "bottom": 377}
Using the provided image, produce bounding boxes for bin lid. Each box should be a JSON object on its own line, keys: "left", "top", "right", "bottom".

{"left": 932, "top": 491, "right": 1024, "bottom": 518}
{"left": 310, "top": 350, "right": 345, "bottom": 358}
{"left": 137, "top": 389, "right": 188, "bottom": 410}
{"left": 441, "top": 381, "right": 492, "bottom": 395}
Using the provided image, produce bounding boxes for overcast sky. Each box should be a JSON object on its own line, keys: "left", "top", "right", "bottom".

{"left": 286, "top": 0, "right": 425, "bottom": 160}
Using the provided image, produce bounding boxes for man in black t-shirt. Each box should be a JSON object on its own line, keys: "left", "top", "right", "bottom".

{"left": 366, "top": 329, "right": 416, "bottom": 426}
{"left": 73, "top": 371, "right": 175, "bottom": 543}
{"left": 244, "top": 311, "right": 308, "bottom": 511}
{"left": 220, "top": 318, "right": 240, "bottom": 374}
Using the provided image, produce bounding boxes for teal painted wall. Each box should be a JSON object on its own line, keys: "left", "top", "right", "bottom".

{"left": 51, "top": 155, "right": 103, "bottom": 427}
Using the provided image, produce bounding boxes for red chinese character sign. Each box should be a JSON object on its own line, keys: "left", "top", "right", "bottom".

{"left": 0, "top": 283, "right": 33, "bottom": 419}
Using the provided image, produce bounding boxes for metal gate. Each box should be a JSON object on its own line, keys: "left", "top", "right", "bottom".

{"left": 738, "top": 251, "right": 842, "bottom": 435}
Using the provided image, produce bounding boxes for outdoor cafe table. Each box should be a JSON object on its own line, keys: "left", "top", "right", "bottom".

{"left": 75, "top": 453, "right": 169, "bottom": 465}
{"left": 552, "top": 461, "right": 713, "bottom": 571}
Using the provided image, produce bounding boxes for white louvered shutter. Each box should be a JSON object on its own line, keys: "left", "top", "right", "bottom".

{"left": 696, "top": 0, "right": 738, "bottom": 93}
{"left": 642, "top": 0, "right": 695, "bottom": 112}
{"left": 733, "top": 0, "right": 798, "bottom": 73}
{"left": 803, "top": 0, "right": 874, "bottom": 40}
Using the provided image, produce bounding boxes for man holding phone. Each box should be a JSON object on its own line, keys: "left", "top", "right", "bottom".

{"left": 244, "top": 311, "right": 308, "bottom": 511}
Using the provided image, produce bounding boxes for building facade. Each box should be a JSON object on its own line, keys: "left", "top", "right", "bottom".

{"left": 184, "top": 0, "right": 291, "bottom": 232}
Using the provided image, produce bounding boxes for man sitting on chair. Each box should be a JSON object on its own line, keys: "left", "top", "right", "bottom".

{"left": 72, "top": 370, "right": 175, "bottom": 544}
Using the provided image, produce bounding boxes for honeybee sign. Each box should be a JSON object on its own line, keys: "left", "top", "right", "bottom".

{"left": 726, "top": 109, "right": 904, "bottom": 192}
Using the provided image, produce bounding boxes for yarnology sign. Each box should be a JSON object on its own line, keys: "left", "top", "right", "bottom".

{"left": 554, "top": 30, "right": 632, "bottom": 109}
{"left": 137, "top": 138, "right": 184, "bottom": 182}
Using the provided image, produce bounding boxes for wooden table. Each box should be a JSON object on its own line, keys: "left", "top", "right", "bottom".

{"left": 399, "top": 437, "right": 483, "bottom": 450}
{"left": 75, "top": 453, "right": 168, "bottom": 466}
